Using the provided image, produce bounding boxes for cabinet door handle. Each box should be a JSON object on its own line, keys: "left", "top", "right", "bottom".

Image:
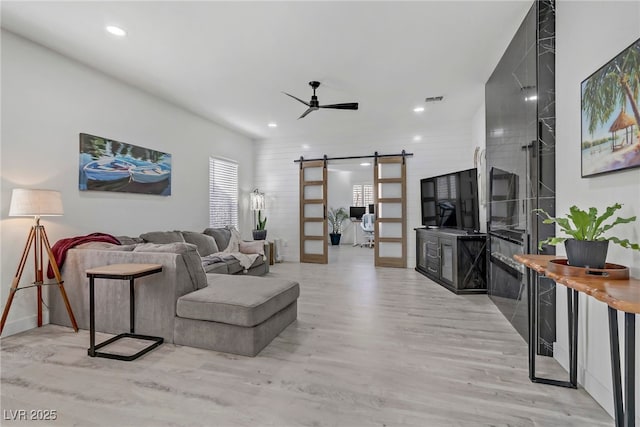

{"left": 427, "top": 267, "right": 438, "bottom": 273}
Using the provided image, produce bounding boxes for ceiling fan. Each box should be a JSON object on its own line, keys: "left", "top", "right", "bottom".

{"left": 284, "top": 81, "right": 359, "bottom": 119}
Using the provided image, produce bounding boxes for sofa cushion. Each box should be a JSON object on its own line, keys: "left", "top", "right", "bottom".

{"left": 116, "top": 235, "right": 144, "bottom": 245}
{"left": 176, "top": 275, "right": 300, "bottom": 327}
{"left": 75, "top": 242, "right": 137, "bottom": 251}
{"left": 203, "top": 228, "right": 231, "bottom": 251}
{"left": 182, "top": 231, "right": 219, "bottom": 256}
{"left": 134, "top": 242, "right": 207, "bottom": 289}
{"left": 140, "top": 231, "right": 185, "bottom": 244}
{"left": 225, "top": 259, "right": 243, "bottom": 275}
{"left": 204, "top": 262, "right": 228, "bottom": 274}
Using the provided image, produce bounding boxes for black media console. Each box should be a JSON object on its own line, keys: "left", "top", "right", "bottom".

{"left": 415, "top": 228, "right": 487, "bottom": 294}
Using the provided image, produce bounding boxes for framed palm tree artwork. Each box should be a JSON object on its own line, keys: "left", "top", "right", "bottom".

{"left": 581, "top": 37, "right": 640, "bottom": 177}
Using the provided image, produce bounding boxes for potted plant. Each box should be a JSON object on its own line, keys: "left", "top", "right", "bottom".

{"left": 252, "top": 210, "right": 267, "bottom": 241}
{"left": 535, "top": 203, "right": 639, "bottom": 268}
{"left": 327, "top": 207, "right": 349, "bottom": 246}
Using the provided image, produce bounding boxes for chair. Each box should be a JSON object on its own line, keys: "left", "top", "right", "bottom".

{"left": 360, "top": 213, "right": 375, "bottom": 248}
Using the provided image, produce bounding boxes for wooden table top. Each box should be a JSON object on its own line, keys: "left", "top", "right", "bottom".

{"left": 514, "top": 254, "right": 640, "bottom": 314}
{"left": 86, "top": 263, "right": 163, "bottom": 277}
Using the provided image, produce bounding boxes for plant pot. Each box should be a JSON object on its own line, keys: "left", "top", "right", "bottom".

{"left": 564, "top": 239, "right": 609, "bottom": 269}
{"left": 253, "top": 229, "right": 267, "bottom": 241}
{"left": 329, "top": 233, "right": 342, "bottom": 246}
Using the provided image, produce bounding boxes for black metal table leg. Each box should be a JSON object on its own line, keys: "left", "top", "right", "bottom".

{"left": 624, "top": 313, "right": 635, "bottom": 427}
{"left": 130, "top": 278, "right": 135, "bottom": 334}
{"left": 528, "top": 267, "right": 536, "bottom": 381}
{"left": 608, "top": 307, "right": 624, "bottom": 427}
{"left": 528, "top": 270, "right": 577, "bottom": 388}
{"left": 89, "top": 276, "right": 95, "bottom": 357}
{"left": 570, "top": 289, "right": 578, "bottom": 386}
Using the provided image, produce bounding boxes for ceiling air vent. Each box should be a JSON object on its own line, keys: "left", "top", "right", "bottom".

{"left": 425, "top": 96, "right": 444, "bottom": 103}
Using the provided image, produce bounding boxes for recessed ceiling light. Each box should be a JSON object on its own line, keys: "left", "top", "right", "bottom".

{"left": 413, "top": 106, "right": 425, "bottom": 113}
{"left": 360, "top": 162, "right": 371, "bottom": 166}
{"left": 106, "top": 25, "right": 127, "bottom": 37}
{"left": 267, "top": 122, "right": 278, "bottom": 128}
{"left": 413, "top": 135, "right": 422, "bottom": 142}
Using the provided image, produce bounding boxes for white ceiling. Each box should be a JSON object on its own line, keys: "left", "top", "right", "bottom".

{"left": 1, "top": 1, "right": 531, "bottom": 142}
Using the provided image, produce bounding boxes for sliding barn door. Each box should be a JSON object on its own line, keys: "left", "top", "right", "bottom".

{"left": 374, "top": 155, "right": 407, "bottom": 268}
{"left": 299, "top": 159, "right": 328, "bottom": 264}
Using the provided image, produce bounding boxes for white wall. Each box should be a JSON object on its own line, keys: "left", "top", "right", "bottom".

{"left": 0, "top": 31, "right": 255, "bottom": 336}
{"left": 254, "top": 126, "right": 475, "bottom": 265}
{"left": 555, "top": 1, "right": 640, "bottom": 421}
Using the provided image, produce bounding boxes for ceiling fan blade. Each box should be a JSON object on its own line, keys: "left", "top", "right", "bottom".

{"left": 283, "top": 92, "right": 310, "bottom": 106}
{"left": 298, "top": 108, "right": 315, "bottom": 119}
{"left": 319, "top": 103, "right": 359, "bottom": 110}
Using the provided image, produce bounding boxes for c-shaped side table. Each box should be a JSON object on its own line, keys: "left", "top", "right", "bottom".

{"left": 86, "top": 263, "right": 164, "bottom": 361}
{"left": 515, "top": 254, "right": 637, "bottom": 427}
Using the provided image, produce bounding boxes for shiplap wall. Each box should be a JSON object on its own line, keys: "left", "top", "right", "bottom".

{"left": 254, "top": 125, "right": 476, "bottom": 265}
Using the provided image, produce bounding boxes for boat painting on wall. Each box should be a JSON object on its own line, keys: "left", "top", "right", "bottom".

{"left": 79, "top": 133, "right": 172, "bottom": 195}
{"left": 581, "top": 38, "right": 640, "bottom": 177}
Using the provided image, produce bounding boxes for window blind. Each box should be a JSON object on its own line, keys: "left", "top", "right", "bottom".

{"left": 352, "top": 184, "right": 373, "bottom": 206}
{"left": 209, "top": 157, "right": 238, "bottom": 228}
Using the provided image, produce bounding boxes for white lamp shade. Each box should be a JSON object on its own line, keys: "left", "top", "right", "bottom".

{"left": 9, "top": 189, "right": 64, "bottom": 217}
{"left": 250, "top": 191, "right": 265, "bottom": 211}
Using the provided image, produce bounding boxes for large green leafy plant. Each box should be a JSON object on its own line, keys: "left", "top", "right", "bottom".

{"left": 535, "top": 203, "right": 640, "bottom": 251}
{"left": 328, "top": 207, "right": 349, "bottom": 234}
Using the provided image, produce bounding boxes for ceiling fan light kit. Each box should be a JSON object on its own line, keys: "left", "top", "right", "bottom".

{"left": 284, "top": 81, "right": 359, "bottom": 119}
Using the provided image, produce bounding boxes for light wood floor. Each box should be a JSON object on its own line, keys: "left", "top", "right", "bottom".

{"left": 0, "top": 246, "right": 612, "bottom": 426}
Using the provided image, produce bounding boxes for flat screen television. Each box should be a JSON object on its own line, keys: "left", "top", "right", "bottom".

{"left": 420, "top": 168, "right": 479, "bottom": 231}
{"left": 349, "top": 206, "right": 366, "bottom": 220}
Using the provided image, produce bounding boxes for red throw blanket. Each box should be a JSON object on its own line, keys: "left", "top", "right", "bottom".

{"left": 47, "top": 233, "right": 120, "bottom": 278}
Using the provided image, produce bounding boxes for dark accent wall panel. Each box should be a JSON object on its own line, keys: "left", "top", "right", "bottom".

{"left": 485, "top": 1, "right": 556, "bottom": 355}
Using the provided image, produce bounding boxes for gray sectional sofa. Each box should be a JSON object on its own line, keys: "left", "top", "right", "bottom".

{"left": 121, "top": 228, "right": 270, "bottom": 276}
{"left": 49, "top": 228, "right": 299, "bottom": 357}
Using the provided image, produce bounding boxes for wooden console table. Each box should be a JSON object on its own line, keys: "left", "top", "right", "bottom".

{"left": 514, "top": 254, "right": 638, "bottom": 427}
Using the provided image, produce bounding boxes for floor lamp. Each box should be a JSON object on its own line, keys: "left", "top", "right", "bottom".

{"left": 0, "top": 189, "right": 78, "bottom": 335}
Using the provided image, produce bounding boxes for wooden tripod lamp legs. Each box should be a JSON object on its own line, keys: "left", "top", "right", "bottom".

{"left": 0, "top": 225, "right": 78, "bottom": 335}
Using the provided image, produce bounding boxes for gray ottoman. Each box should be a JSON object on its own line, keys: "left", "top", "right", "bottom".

{"left": 173, "top": 274, "right": 299, "bottom": 356}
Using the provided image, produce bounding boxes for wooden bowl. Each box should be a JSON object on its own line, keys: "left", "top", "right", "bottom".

{"left": 546, "top": 259, "right": 629, "bottom": 280}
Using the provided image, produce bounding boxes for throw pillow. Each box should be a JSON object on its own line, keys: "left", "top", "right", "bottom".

{"left": 182, "top": 231, "right": 219, "bottom": 257}
{"left": 203, "top": 227, "right": 231, "bottom": 251}
{"left": 134, "top": 242, "right": 207, "bottom": 290}
{"left": 239, "top": 240, "right": 265, "bottom": 256}
{"left": 140, "top": 231, "right": 185, "bottom": 244}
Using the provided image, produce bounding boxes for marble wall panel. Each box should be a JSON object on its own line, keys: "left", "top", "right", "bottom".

{"left": 485, "top": 1, "right": 556, "bottom": 356}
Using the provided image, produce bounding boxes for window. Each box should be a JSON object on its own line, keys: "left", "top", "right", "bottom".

{"left": 209, "top": 157, "right": 238, "bottom": 228}
{"left": 352, "top": 184, "right": 373, "bottom": 206}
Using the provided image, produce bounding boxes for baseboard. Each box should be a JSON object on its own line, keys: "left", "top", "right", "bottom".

{"left": 0, "top": 310, "right": 49, "bottom": 338}
{"left": 582, "top": 369, "right": 615, "bottom": 419}
{"left": 555, "top": 341, "right": 615, "bottom": 420}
